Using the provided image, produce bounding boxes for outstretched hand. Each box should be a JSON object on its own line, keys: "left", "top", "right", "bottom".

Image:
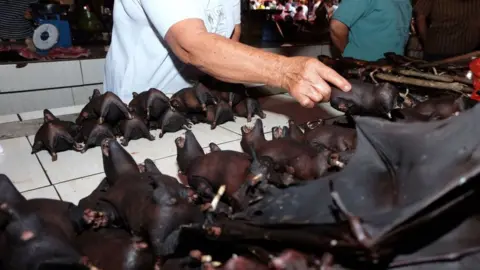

{"left": 280, "top": 56, "right": 351, "bottom": 108}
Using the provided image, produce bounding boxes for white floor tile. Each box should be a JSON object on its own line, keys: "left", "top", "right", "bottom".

{"left": 0, "top": 114, "right": 19, "bottom": 124}
{"left": 20, "top": 105, "right": 85, "bottom": 121}
{"left": 22, "top": 186, "right": 59, "bottom": 200}
{"left": 0, "top": 137, "right": 49, "bottom": 192}
{"left": 154, "top": 156, "right": 181, "bottom": 181}
{"left": 55, "top": 174, "right": 105, "bottom": 204}
{"left": 123, "top": 123, "right": 240, "bottom": 163}
{"left": 30, "top": 135, "right": 104, "bottom": 183}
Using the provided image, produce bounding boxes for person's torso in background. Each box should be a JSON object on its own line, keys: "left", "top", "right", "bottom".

{"left": 301, "top": 4, "right": 308, "bottom": 16}
{"left": 0, "top": 0, "right": 35, "bottom": 40}
{"left": 425, "top": 0, "right": 480, "bottom": 56}
{"left": 104, "top": 0, "right": 238, "bottom": 102}
{"left": 343, "top": 0, "right": 412, "bottom": 61}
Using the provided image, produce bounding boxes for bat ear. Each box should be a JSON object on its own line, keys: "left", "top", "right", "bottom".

{"left": 132, "top": 92, "right": 139, "bottom": 98}
{"left": 43, "top": 109, "right": 56, "bottom": 123}
{"left": 209, "top": 143, "right": 221, "bottom": 152}
{"left": 91, "top": 89, "right": 101, "bottom": 99}
{"left": 144, "top": 158, "right": 161, "bottom": 174}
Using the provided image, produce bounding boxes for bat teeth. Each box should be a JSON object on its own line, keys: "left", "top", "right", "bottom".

{"left": 241, "top": 123, "right": 254, "bottom": 133}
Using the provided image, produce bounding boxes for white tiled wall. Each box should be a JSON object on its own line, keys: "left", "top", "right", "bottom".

{"left": 0, "top": 58, "right": 104, "bottom": 115}
{"left": 0, "top": 61, "right": 83, "bottom": 92}
{"left": 80, "top": 59, "right": 106, "bottom": 85}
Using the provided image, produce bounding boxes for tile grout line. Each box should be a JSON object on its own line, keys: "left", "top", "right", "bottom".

{"left": 218, "top": 125, "right": 241, "bottom": 135}
{"left": 51, "top": 172, "right": 105, "bottom": 186}
{"left": 53, "top": 185, "right": 64, "bottom": 201}
{"left": 79, "top": 61, "right": 85, "bottom": 85}
{"left": 70, "top": 87, "right": 76, "bottom": 106}
{"left": 24, "top": 136, "right": 63, "bottom": 199}
{"left": 21, "top": 184, "right": 51, "bottom": 193}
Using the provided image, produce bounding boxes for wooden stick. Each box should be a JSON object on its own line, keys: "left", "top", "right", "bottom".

{"left": 375, "top": 73, "right": 472, "bottom": 93}
{"left": 444, "top": 75, "right": 473, "bottom": 85}
{"left": 396, "top": 69, "right": 454, "bottom": 82}
{"left": 418, "top": 51, "right": 480, "bottom": 68}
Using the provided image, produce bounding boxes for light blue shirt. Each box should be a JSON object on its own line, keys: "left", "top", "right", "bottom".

{"left": 333, "top": 0, "right": 412, "bottom": 61}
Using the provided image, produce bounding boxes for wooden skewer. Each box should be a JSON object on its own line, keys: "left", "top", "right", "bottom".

{"left": 210, "top": 185, "right": 226, "bottom": 212}
{"left": 396, "top": 69, "right": 454, "bottom": 82}
{"left": 418, "top": 51, "right": 480, "bottom": 68}
{"left": 375, "top": 73, "right": 472, "bottom": 94}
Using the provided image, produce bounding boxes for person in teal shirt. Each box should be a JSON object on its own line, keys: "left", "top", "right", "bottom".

{"left": 329, "top": 0, "right": 412, "bottom": 62}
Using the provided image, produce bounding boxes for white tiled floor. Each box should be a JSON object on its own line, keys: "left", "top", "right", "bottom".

{"left": 22, "top": 186, "right": 60, "bottom": 200}
{"left": 0, "top": 114, "right": 19, "bottom": 124}
{"left": 55, "top": 174, "right": 105, "bottom": 204}
{"left": 0, "top": 137, "right": 50, "bottom": 192}
{"left": 0, "top": 95, "right": 341, "bottom": 204}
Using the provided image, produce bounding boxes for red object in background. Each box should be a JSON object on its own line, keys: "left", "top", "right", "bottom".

{"left": 469, "top": 58, "right": 480, "bottom": 101}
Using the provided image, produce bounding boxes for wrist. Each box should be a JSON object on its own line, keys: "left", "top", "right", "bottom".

{"left": 267, "top": 55, "right": 290, "bottom": 89}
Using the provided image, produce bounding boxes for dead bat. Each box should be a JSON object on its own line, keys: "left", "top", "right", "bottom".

{"left": 128, "top": 88, "right": 171, "bottom": 120}
{"left": 170, "top": 83, "right": 217, "bottom": 113}
{"left": 31, "top": 109, "right": 83, "bottom": 161}
{"left": 75, "top": 119, "right": 116, "bottom": 153}
{"left": 188, "top": 101, "right": 236, "bottom": 129}
{"left": 117, "top": 112, "right": 155, "bottom": 146}
{"left": 330, "top": 79, "right": 399, "bottom": 118}
{"left": 76, "top": 89, "right": 132, "bottom": 125}
{"left": 233, "top": 98, "right": 266, "bottom": 122}
{"left": 191, "top": 102, "right": 480, "bottom": 268}
{"left": 151, "top": 107, "right": 192, "bottom": 138}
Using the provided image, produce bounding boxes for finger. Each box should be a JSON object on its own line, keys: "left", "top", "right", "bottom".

{"left": 302, "top": 83, "right": 323, "bottom": 103}
{"left": 307, "top": 87, "right": 325, "bottom": 103}
{"left": 295, "top": 93, "right": 315, "bottom": 108}
{"left": 311, "top": 80, "right": 331, "bottom": 102}
{"left": 315, "top": 64, "right": 351, "bottom": 92}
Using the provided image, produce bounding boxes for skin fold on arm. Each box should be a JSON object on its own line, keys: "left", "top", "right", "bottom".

{"left": 330, "top": 19, "right": 349, "bottom": 53}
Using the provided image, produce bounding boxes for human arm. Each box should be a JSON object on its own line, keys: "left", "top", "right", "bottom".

{"left": 330, "top": 19, "right": 348, "bottom": 53}
{"left": 231, "top": 0, "right": 242, "bottom": 42}
{"left": 140, "top": 0, "right": 351, "bottom": 107}
{"left": 414, "top": 0, "right": 432, "bottom": 46}
{"left": 330, "top": 0, "right": 371, "bottom": 53}
{"left": 231, "top": 24, "right": 241, "bottom": 42}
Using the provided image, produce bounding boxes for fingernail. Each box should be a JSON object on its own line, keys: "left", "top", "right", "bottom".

{"left": 343, "top": 84, "right": 351, "bottom": 91}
